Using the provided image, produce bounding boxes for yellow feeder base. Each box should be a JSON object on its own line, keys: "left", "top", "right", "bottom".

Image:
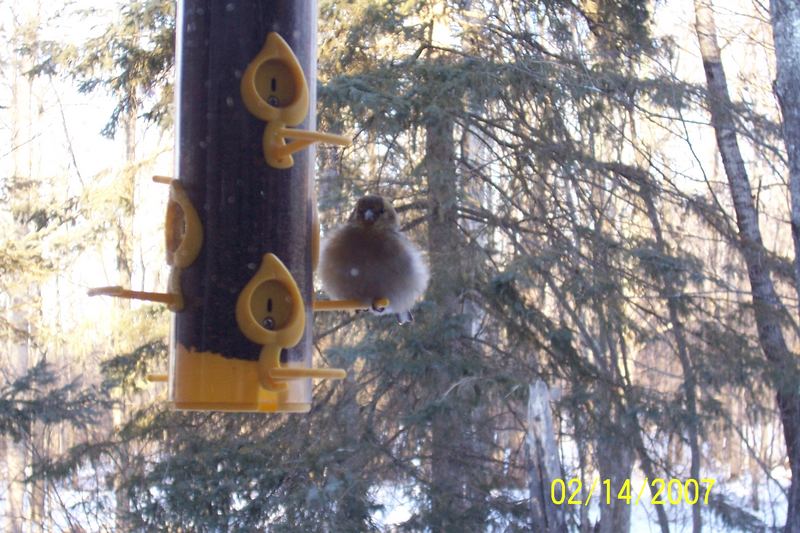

{"left": 171, "top": 345, "right": 311, "bottom": 413}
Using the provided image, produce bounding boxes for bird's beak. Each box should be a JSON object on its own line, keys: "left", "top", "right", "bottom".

{"left": 363, "top": 209, "right": 376, "bottom": 223}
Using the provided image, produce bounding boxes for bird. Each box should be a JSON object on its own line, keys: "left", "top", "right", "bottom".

{"left": 318, "top": 195, "right": 429, "bottom": 324}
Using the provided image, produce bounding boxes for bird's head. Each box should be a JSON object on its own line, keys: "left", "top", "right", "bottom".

{"left": 349, "top": 195, "right": 399, "bottom": 231}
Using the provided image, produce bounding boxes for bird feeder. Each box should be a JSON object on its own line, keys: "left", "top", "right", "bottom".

{"left": 90, "top": 1, "right": 375, "bottom": 412}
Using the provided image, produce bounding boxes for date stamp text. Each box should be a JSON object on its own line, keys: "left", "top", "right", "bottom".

{"left": 550, "top": 478, "right": 715, "bottom": 506}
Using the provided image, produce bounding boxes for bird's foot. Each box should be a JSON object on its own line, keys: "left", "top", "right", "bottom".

{"left": 396, "top": 311, "right": 414, "bottom": 325}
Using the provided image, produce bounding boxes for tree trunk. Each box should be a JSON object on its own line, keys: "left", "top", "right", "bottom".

{"left": 631, "top": 427, "right": 671, "bottom": 533}
{"left": 596, "top": 403, "right": 633, "bottom": 533}
{"left": 587, "top": 169, "right": 633, "bottom": 533}
{"left": 641, "top": 188, "right": 701, "bottom": 533}
{"left": 112, "top": 101, "right": 137, "bottom": 533}
{"left": 526, "top": 380, "right": 566, "bottom": 532}
{"left": 3, "top": 323, "right": 27, "bottom": 533}
{"left": 694, "top": 2, "right": 800, "bottom": 530}
{"left": 770, "top": 1, "right": 800, "bottom": 529}
{"left": 29, "top": 419, "right": 47, "bottom": 532}
{"left": 461, "top": 60, "right": 494, "bottom": 526}
{"left": 426, "top": 100, "right": 468, "bottom": 530}
{"left": 5, "top": 20, "right": 37, "bottom": 530}
{"left": 769, "top": 0, "right": 800, "bottom": 318}
{"left": 4, "top": 303, "right": 31, "bottom": 533}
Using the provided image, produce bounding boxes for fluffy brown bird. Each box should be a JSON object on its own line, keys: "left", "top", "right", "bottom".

{"left": 319, "top": 195, "right": 429, "bottom": 324}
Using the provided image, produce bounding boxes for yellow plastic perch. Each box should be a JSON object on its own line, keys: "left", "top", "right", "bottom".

{"left": 235, "top": 253, "right": 345, "bottom": 397}
{"left": 240, "top": 32, "right": 351, "bottom": 168}
{"left": 313, "top": 298, "right": 390, "bottom": 312}
{"left": 87, "top": 286, "right": 181, "bottom": 306}
{"left": 88, "top": 176, "right": 203, "bottom": 313}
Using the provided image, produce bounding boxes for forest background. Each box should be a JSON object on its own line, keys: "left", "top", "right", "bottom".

{"left": 1, "top": 0, "right": 800, "bottom": 531}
